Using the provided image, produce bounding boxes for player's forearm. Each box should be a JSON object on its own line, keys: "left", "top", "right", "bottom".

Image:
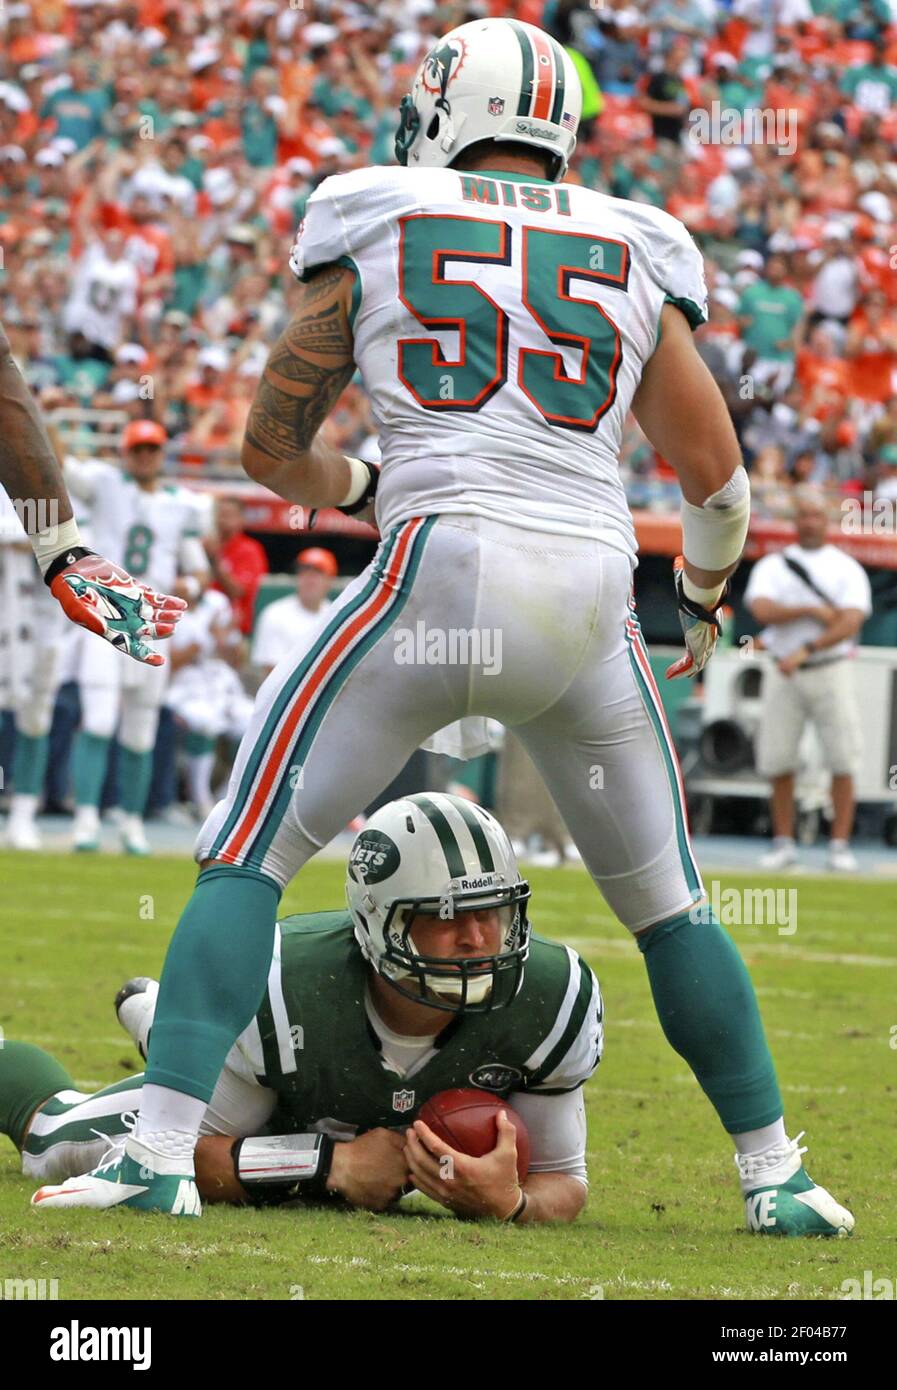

{"left": 633, "top": 307, "right": 743, "bottom": 507}
{"left": 194, "top": 1134, "right": 245, "bottom": 1203}
{"left": 241, "top": 264, "right": 356, "bottom": 505}
{"left": 0, "top": 329, "right": 74, "bottom": 526}
{"left": 515, "top": 1172, "right": 587, "bottom": 1224}
{"left": 242, "top": 429, "right": 355, "bottom": 508}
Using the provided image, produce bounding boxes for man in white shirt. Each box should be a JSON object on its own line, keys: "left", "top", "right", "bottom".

{"left": 744, "top": 487, "right": 873, "bottom": 871}
{"left": 62, "top": 229, "right": 139, "bottom": 358}
{"left": 250, "top": 547, "right": 337, "bottom": 679}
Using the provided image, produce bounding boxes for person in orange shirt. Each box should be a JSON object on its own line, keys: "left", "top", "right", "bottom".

{"left": 846, "top": 290, "right": 897, "bottom": 403}
{"left": 795, "top": 324, "right": 852, "bottom": 399}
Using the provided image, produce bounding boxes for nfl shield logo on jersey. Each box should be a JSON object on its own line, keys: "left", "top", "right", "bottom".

{"left": 392, "top": 1089, "right": 415, "bottom": 1113}
{"left": 488, "top": 96, "right": 505, "bottom": 116}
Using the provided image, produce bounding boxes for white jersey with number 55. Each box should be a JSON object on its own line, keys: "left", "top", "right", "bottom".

{"left": 290, "top": 164, "right": 707, "bottom": 559}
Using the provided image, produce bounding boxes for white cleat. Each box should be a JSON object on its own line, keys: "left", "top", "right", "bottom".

{"left": 737, "top": 1133, "right": 854, "bottom": 1238}
{"left": 120, "top": 814, "right": 151, "bottom": 857}
{"left": 6, "top": 811, "right": 42, "bottom": 851}
{"left": 32, "top": 1133, "right": 200, "bottom": 1216}
{"left": 760, "top": 839, "right": 797, "bottom": 871}
{"left": 827, "top": 842, "right": 858, "bottom": 873}
{"left": 72, "top": 805, "right": 101, "bottom": 853}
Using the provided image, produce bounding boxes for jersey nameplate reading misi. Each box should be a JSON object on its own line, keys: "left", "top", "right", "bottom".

{"left": 459, "top": 175, "right": 571, "bottom": 215}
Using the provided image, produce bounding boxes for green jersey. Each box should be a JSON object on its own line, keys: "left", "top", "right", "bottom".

{"left": 233, "top": 912, "right": 603, "bottom": 1135}
{"left": 738, "top": 280, "right": 804, "bottom": 361}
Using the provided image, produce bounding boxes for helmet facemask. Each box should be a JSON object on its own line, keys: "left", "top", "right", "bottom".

{"left": 370, "top": 883, "right": 531, "bottom": 1015}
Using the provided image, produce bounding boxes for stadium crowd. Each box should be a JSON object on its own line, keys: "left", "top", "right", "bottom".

{"left": 2, "top": 0, "right": 897, "bottom": 839}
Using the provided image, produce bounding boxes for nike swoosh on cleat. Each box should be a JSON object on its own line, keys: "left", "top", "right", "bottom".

{"left": 32, "top": 1187, "right": 93, "bottom": 1202}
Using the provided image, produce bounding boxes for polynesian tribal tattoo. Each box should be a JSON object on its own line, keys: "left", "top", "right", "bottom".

{"left": 244, "top": 265, "right": 356, "bottom": 464}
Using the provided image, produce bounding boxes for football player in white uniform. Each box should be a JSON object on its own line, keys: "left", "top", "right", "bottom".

{"left": 0, "top": 322, "right": 185, "bottom": 648}
{"left": 0, "top": 343, "right": 186, "bottom": 848}
{"left": 40, "top": 18, "right": 852, "bottom": 1237}
{"left": 64, "top": 421, "right": 209, "bottom": 854}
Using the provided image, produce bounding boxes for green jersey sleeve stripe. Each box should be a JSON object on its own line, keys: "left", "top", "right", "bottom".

{"left": 523, "top": 944, "right": 581, "bottom": 1073}
{"left": 528, "top": 971, "right": 604, "bottom": 1093}
{"left": 527, "top": 957, "right": 594, "bottom": 1090}
{"left": 663, "top": 293, "right": 707, "bottom": 330}
{"left": 267, "top": 928, "right": 298, "bottom": 1076}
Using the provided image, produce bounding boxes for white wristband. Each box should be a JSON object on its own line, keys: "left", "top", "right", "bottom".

{"left": 338, "top": 456, "right": 371, "bottom": 508}
{"left": 680, "top": 465, "right": 750, "bottom": 573}
{"left": 31, "top": 515, "right": 83, "bottom": 576}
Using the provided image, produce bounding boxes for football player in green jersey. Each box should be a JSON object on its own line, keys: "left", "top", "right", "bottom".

{"left": 6, "top": 796, "right": 602, "bottom": 1223}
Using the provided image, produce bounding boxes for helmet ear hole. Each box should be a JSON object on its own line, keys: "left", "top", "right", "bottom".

{"left": 426, "top": 113, "right": 440, "bottom": 140}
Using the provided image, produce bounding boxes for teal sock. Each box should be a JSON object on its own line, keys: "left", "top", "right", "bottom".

{"left": 144, "top": 866, "right": 280, "bottom": 1103}
{"left": 118, "top": 746, "right": 154, "bottom": 816}
{"left": 12, "top": 732, "right": 50, "bottom": 797}
{"left": 0, "top": 1043, "right": 75, "bottom": 1150}
{"left": 72, "top": 731, "right": 111, "bottom": 807}
{"left": 638, "top": 909, "right": 783, "bottom": 1133}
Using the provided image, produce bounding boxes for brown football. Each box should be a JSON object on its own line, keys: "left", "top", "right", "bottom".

{"left": 417, "top": 1088, "right": 530, "bottom": 1181}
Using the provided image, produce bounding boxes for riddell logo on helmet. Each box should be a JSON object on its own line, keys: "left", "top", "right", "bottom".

{"left": 456, "top": 875, "right": 498, "bottom": 891}
{"left": 514, "top": 120, "right": 559, "bottom": 141}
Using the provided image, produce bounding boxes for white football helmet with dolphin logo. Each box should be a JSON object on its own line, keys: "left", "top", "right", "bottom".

{"left": 395, "top": 17, "right": 582, "bottom": 182}
{"left": 346, "top": 792, "right": 531, "bottom": 1013}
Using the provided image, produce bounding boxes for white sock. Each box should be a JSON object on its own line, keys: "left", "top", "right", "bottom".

{"left": 772, "top": 837, "right": 794, "bottom": 847}
{"left": 11, "top": 793, "right": 39, "bottom": 822}
{"left": 135, "top": 1083, "right": 207, "bottom": 1148}
{"left": 830, "top": 838, "right": 849, "bottom": 850}
{"left": 187, "top": 752, "right": 215, "bottom": 811}
{"left": 732, "top": 1117, "right": 788, "bottom": 1156}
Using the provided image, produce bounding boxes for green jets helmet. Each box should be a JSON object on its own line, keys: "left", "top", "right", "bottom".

{"left": 346, "top": 792, "right": 531, "bottom": 1013}
{"left": 395, "top": 17, "right": 582, "bottom": 183}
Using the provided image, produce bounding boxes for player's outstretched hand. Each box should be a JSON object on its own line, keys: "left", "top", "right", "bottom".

{"left": 45, "top": 550, "right": 187, "bottom": 667}
{"left": 405, "top": 1110, "right": 522, "bottom": 1221}
{"left": 665, "top": 555, "right": 728, "bottom": 680}
{"left": 325, "top": 1127, "right": 409, "bottom": 1211}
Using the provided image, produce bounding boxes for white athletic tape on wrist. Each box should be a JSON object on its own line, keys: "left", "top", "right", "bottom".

{"left": 31, "top": 516, "right": 83, "bottom": 576}
{"left": 680, "top": 465, "right": 750, "bottom": 573}
{"left": 339, "top": 456, "right": 372, "bottom": 508}
{"left": 682, "top": 572, "right": 726, "bottom": 608}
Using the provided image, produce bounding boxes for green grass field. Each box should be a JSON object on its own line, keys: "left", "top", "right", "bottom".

{"left": 1, "top": 850, "right": 894, "bottom": 1301}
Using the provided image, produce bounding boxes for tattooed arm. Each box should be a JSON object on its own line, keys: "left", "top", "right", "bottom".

{"left": 0, "top": 319, "right": 75, "bottom": 524}
{"left": 241, "top": 264, "right": 359, "bottom": 506}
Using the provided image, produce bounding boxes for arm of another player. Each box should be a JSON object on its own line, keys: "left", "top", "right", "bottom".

{"left": 193, "top": 1127, "right": 409, "bottom": 1210}
{"left": 632, "top": 302, "right": 751, "bottom": 677}
{"left": 0, "top": 321, "right": 186, "bottom": 661}
{"left": 240, "top": 265, "right": 375, "bottom": 516}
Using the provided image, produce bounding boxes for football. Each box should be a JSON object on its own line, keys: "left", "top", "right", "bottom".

{"left": 417, "top": 1088, "right": 531, "bottom": 1181}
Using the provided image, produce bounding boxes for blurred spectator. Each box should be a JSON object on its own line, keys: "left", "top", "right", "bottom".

{"left": 206, "top": 496, "right": 269, "bottom": 636}
{"left": 738, "top": 254, "right": 806, "bottom": 389}
{"left": 251, "top": 547, "right": 338, "bottom": 679}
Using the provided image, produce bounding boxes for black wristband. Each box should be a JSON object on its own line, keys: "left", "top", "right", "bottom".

{"left": 337, "top": 459, "right": 379, "bottom": 516}
{"left": 231, "top": 1133, "right": 335, "bottom": 1206}
{"left": 43, "top": 547, "right": 96, "bottom": 588}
